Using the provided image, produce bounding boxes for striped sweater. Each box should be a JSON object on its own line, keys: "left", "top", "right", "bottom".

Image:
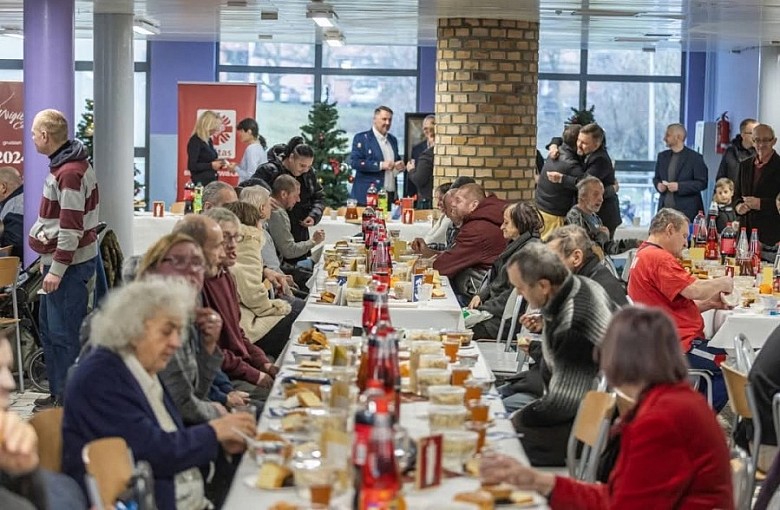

{"left": 28, "top": 140, "right": 100, "bottom": 277}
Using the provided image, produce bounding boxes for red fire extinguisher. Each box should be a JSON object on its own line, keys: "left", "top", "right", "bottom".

{"left": 716, "top": 111, "right": 730, "bottom": 154}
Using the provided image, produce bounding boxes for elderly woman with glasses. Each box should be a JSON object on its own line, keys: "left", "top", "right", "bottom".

{"left": 480, "top": 307, "right": 733, "bottom": 509}
{"left": 223, "top": 201, "right": 303, "bottom": 359}
{"left": 136, "top": 233, "right": 252, "bottom": 424}
{"left": 62, "top": 279, "right": 256, "bottom": 510}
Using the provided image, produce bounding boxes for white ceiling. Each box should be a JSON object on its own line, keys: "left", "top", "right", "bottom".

{"left": 0, "top": 0, "right": 778, "bottom": 51}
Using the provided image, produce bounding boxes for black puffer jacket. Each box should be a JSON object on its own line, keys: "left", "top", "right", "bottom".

{"left": 716, "top": 135, "right": 755, "bottom": 184}
{"left": 535, "top": 144, "right": 583, "bottom": 216}
{"left": 250, "top": 160, "right": 325, "bottom": 245}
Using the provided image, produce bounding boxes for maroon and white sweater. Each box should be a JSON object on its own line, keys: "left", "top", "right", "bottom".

{"left": 28, "top": 140, "right": 100, "bottom": 277}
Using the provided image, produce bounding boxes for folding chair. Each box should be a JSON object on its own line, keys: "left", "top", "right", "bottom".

{"left": 82, "top": 437, "right": 135, "bottom": 510}
{"left": 476, "top": 289, "right": 525, "bottom": 377}
{"left": 566, "top": 391, "right": 616, "bottom": 482}
{"left": 29, "top": 407, "right": 64, "bottom": 473}
{"left": 733, "top": 334, "right": 756, "bottom": 373}
{"left": 731, "top": 447, "right": 753, "bottom": 510}
{"left": 722, "top": 363, "right": 762, "bottom": 501}
{"left": 689, "top": 369, "right": 714, "bottom": 408}
{"left": 0, "top": 257, "right": 23, "bottom": 390}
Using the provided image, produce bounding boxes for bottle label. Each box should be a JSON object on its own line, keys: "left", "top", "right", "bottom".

{"left": 721, "top": 238, "right": 736, "bottom": 256}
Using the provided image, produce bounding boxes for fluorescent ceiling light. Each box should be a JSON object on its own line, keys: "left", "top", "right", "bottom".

{"left": 133, "top": 16, "right": 160, "bottom": 36}
{"left": 0, "top": 27, "right": 23, "bottom": 39}
{"left": 571, "top": 9, "right": 641, "bottom": 17}
{"left": 323, "top": 29, "right": 345, "bottom": 47}
{"left": 307, "top": 2, "right": 338, "bottom": 28}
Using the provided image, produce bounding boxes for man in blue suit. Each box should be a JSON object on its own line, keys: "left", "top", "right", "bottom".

{"left": 350, "top": 105, "right": 404, "bottom": 207}
{"left": 653, "top": 123, "right": 709, "bottom": 221}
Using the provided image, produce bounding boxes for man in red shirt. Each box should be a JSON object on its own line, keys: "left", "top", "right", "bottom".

{"left": 628, "top": 207, "right": 733, "bottom": 409}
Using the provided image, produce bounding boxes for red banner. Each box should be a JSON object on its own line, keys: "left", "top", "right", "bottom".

{"left": 0, "top": 82, "right": 24, "bottom": 175}
{"left": 177, "top": 83, "right": 257, "bottom": 200}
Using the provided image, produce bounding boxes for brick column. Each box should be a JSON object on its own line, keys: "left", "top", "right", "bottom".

{"left": 435, "top": 18, "right": 539, "bottom": 200}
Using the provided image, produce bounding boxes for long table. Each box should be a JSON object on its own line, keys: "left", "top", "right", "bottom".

{"left": 222, "top": 339, "right": 543, "bottom": 509}
{"left": 706, "top": 309, "right": 780, "bottom": 349}
{"left": 292, "top": 276, "right": 465, "bottom": 338}
{"left": 311, "top": 216, "right": 432, "bottom": 243}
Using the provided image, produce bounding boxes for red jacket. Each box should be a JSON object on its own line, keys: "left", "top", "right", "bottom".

{"left": 433, "top": 194, "right": 506, "bottom": 277}
{"left": 551, "top": 383, "right": 733, "bottom": 510}
{"left": 202, "top": 269, "right": 272, "bottom": 384}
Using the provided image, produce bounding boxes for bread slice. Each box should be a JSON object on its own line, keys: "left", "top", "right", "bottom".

{"left": 481, "top": 483, "right": 513, "bottom": 502}
{"left": 255, "top": 462, "right": 292, "bottom": 489}
{"left": 454, "top": 490, "right": 495, "bottom": 510}
{"left": 297, "top": 391, "right": 322, "bottom": 408}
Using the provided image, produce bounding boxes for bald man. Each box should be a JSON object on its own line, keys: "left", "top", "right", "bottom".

{"left": 653, "top": 123, "right": 709, "bottom": 222}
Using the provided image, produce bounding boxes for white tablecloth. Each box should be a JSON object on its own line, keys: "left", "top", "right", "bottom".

{"left": 132, "top": 212, "right": 183, "bottom": 256}
{"left": 291, "top": 277, "right": 465, "bottom": 338}
{"left": 706, "top": 309, "right": 780, "bottom": 349}
{"left": 311, "top": 216, "right": 432, "bottom": 243}
{"left": 222, "top": 340, "right": 542, "bottom": 509}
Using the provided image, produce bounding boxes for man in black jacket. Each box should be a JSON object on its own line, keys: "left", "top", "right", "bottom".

{"left": 653, "top": 123, "right": 709, "bottom": 222}
{"left": 250, "top": 137, "right": 325, "bottom": 257}
{"left": 717, "top": 118, "right": 758, "bottom": 184}
{"left": 577, "top": 123, "right": 622, "bottom": 238}
{"left": 535, "top": 124, "right": 583, "bottom": 238}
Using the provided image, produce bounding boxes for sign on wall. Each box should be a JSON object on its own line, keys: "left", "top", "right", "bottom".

{"left": 177, "top": 83, "right": 257, "bottom": 200}
{"left": 0, "top": 82, "right": 24, "bottom": 176}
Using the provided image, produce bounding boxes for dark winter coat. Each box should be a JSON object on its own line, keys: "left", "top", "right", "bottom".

{"left": 717, "top": 134, "right": 756, "bottom": 184}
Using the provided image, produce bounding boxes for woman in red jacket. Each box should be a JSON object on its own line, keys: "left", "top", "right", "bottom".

{"left": 481, "top": 306, "right": 733, "bottom": 510}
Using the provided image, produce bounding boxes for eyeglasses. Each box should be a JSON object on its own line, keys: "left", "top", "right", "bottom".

{"left": 160, "top": 257, "right": 205, "bottom": 272}
{"left": 222, "top": 233, "right": 245, "bottom": 245}
{"left": 753, "top": 137, "right": 774, "bottom": 144}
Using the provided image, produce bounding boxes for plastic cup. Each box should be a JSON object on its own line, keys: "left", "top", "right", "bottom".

{"left": 443, "top": 338, "right": 460, "bottom": 363}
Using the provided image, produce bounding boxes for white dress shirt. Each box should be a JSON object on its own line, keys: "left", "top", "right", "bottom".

{"left": 373, "top": 127, "right": 397, "bottom": 192}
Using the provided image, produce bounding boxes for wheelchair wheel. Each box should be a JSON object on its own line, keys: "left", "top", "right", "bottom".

{"left": 26, "top": 348, "right": 49, "bottom": 393}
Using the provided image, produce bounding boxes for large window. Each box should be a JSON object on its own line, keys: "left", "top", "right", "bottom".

{"left": 538, "top": 47, "right": 683, "bottom": 226}
{"left": 0, "top": 38, "right": 150, "bottom": 203}
{"left": 218, "top": 42, "right": 418, "bottom": 155}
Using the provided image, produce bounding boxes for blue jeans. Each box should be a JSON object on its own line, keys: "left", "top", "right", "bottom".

{"left": 687, "top": 338, "right": 728, "bottom": 411}
{"left": 39, "top": 257, "right": 97, "bottom": 399}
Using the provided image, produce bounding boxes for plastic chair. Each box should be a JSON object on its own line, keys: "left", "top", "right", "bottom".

{"left": 0, "top": 257, "right": 22, "bottom": 390}
{"left": 0, "top": 246, "right": 13, "bottom": 257}
{"left": 722, "top": 363, "right": 762, "bottom": 501}
{"left": 29, "top": 408, "right": 64, "bottom": 473}
{"left": 477, "top": 289, "right": 525, "bottom": 377}
{"left": 82, "top": 437, "right": 135, "bottom": 510}
{"left": 733, "top": 334, "right": 756, "bottom": 374}
{"left": 620, "top": 248, "right": 637, "bottom": 282}
{"left": 566, "top": 391, "right": 616, "bottom": 482}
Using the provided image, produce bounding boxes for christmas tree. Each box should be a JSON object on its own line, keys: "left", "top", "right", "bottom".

{"left": 76, "top": 98, "right": 145, "bottom": 202}
{"left": 300, "top": 97, "right": 351, "bottom": 208}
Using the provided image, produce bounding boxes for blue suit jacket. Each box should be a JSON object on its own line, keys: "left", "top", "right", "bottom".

{"left": 62, "top": 348, "right": 219, "bottom": 510}
{"left": 349, "top": 129, "right": 400, "bottom": 204}
{"left": 653, "top": 146, "right": 709, "bottom": 221}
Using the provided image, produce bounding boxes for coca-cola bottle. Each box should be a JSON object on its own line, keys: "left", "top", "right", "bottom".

{"left": 705, "top": 216, "right": 720, "bottom": 261}
{"left": 183, "top": 180, "right": 195, "bottom": 214}
{"left": 362, "top": 206, "right": 376, "bottom": 237}
{"left": 371, "top": 240, "right": 392, "bottom": 286}
{"left": 359, "top": 408, "right": 402, "bottom": 510}
{"left": 692, "top": 210, "right": 705, "bottom": 245}
{"left": 358, "top": 283, "right": 386, "bottom": 391}
{"left": 720, "top": 222, "right": 737, "bottom": 264}
{"left": 366, "top": 181, "right": 379, "bottom": 208}
{"left": 736, "top": 227, "right": 753, "bottom": 276}
{"left": 750, "top": 228, "right": 762, "bottom": 277}
{"left": 353, "top": 381, "right": 387, "bottom": 509}
{"left": 693, "top": 210, "right": 708, "bottom": 248}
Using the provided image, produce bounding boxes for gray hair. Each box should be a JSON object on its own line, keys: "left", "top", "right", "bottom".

{"left": 0, "top": 166, "right": 21, "bottom": 186}
{"left": 203, "top": 206, "right": 240, "bottom": 228}
{"left": 202, "top": 181, "right": 236, "bottom": 207}
{"left": 648, "top": 208, "right": 689, "bottom": 235}
{"left": 667, "top": 122, "right": 687, "bottom": 140}
{"left": 508, "top": 242, "right": 569, "bottom": 287}
{"left": 545, "top": 224, "right": 594, "bottom": 258}
{"left": 239, "top": 185, "right": 270, "bottom": 210}
{"left": 577, "top": 175, "right": 603, "bottom": 199}
{"left": 90, "top": 278, "right": 195, "bottom": 353}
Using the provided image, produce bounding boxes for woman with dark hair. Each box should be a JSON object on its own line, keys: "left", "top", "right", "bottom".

{"left": 481, "top": 307, "right": 733, "bottom": 510}
{"left": 467, "top": 201, "right": 542, "bottom": 339}
{"left": 250, "top": 136, "right": 325, "bottom": 255}
{"left": 235, "top": 118, "right": 268, "bottom": 182}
